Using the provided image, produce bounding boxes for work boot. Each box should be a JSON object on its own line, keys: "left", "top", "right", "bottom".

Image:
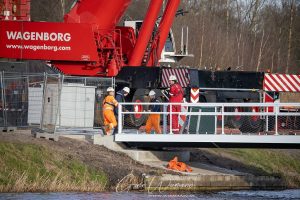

{"left": 99, "top": 127, "right": 105, "bottom": 136}
{"left": 102, "top": 125, "right": 109, "bottom": 133}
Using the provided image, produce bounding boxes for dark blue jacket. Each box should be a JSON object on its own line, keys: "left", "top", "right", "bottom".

{"left": 115, "top": 90, "right": 126, "bottom": 115}
{"left": 149, "top": 98, "right": 160, "bottom": 112}
{"left": 115, "top": 90, "right": 126, "bottom": 103}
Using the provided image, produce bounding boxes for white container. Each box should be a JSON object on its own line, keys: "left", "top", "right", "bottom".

{"left": 28, "top": 83, "right": 96, "bottom": 128}
{"left": 59, "top": 84, "right": 96, "bottom": 128}
{"left": 28, "top": 86, "right": 43, "bottom": 124}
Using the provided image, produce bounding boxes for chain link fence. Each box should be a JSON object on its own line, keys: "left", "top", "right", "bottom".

{"left": 0, "top": 72, "right": 114, "bottom": 133}
{"left": 0, "top": 72, "right": 47, "bottom": 129}
{"left": 40, "top": 74, "right": 61, "bottom": 133}
{"left": 117, "top": 102, "right": 300, "bottom": 135}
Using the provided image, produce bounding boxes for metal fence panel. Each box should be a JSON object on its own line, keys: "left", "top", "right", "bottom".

{"left": 62, "top": 76, "right": 114, "bottom": 129}
{"left": 0, "top": 72, "right": 5, "bottom": 127}
{"left": 0, "top": 72, "right": 51, "bottom": 129}
{"left": 40, "top": 74, "right": 61, "bottom": 133}
{"left": 27, "top": 74, "right": 46, "bottom": 126}
{"left": 0, "top": 72, "right": 114, "bottom": 133}
{"left": 1, "top": 73, "right": 29, "bottom": 127}
{"left": 58, "top": 84, "right": 96, "bottom": 128}
{"left": 28, "top": 86, "right": 43, "bottom": 124}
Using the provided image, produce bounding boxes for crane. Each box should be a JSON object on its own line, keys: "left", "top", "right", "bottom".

{"left": 0, "top": 0, "right": 185, "bottom": 76}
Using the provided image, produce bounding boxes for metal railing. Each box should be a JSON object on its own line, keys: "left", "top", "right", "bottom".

{"left": 117, "top": 102, "right": 300, "bottom": 135}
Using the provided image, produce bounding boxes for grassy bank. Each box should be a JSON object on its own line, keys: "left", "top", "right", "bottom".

{"left": 199, "top": 149, "right": 300, "bottom": 188}
{"left": 228, "top": 149, "right": 300, "bottom": 187}
{"left": 1, "top": 134, "right": 299, "bottom": 192}
{"left": 0, "top": 141, "right": 108, "bottom": 192}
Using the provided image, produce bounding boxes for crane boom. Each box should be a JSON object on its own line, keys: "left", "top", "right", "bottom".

{"left": 128, "top": 0, "right": 164, "bottom": 66}
{"left": 146, "top": 0, "right": 181, "bottom": 66}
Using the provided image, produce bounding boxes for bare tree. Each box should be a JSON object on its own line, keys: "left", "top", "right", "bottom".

{"left": 256, "top": 28, "right": 269, "bottom": 71}
{"left": 199, "top": 3, "right": 205, "bottom": 68}
{"left": 60, "top": 0, "right": 65, "bottom": 16}
{"left": 286, "top": 0, "right": 296, "bottom": 73}
{"left": 277, "top": 27, "right": 282, "bottom": 72}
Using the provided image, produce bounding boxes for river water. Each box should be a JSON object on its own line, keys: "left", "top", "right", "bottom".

{"left": 0, "top": 190, "right": 299, "bottom": 200}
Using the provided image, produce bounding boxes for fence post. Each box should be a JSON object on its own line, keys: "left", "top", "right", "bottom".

{"left": 40, "top": 72, "right": 47, "bottom": 130}
{"left": 163, "top": 104, "right": 167, "bottom": 134}
{"left": 118, "top": 103, "right": 122, "bottom": 134}
{"left": 221, "top": 104, "right": 225, "bottom": 135}
{"left": 266, "top": 107, "right": 269, "bottom": 132}
{"left": 2, "top": 71, "right": 7, "bottom": 128}
{"left": 24, "top": 75, "right": 30, "bottom": 127}
{"left": 275, "top": 103, "right": 278, "bottom": 135}
{"left": 0, "top": 72, "right": 5, "bottom": 127}
{"left": 170, "top": 104, "right": 173, "bottom": 134}
{"left": 112, "top": 77, "right": 115, "bottom": 88}
{"left": 214, "top": 107, "right": 217, "bottom": 134}
{"left": 54, "top": 74, "right": 62, "bottom": 134}
{"left": 0, "top": 72, "right": 2, "bottom": 126}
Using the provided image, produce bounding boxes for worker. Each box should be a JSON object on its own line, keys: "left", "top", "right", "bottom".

{"left": 145, "top": 90, "right": 161, "bottom": 134}
{"left": 113, "top": 87, "right": 130, "bottom": 134}
{"left": 103, "top": 87, "right": 118, "bottom": 135}
{"left": 168, "top": 75, "right": 183, "bottom": 134}
{"left": 115, "top": 87, "right": 130, "bottom": 115}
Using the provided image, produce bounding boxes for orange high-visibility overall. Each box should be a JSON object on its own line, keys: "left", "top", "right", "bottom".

{"left": 103, "top": 95, "right": 118, "bottom": 135}
{"left": 145, "top": 114, "right": 161, "bottom": 134}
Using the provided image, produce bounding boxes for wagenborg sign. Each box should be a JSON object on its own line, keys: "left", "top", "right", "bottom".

{"left": 0, "top": 21, "right": 98, "bottom": 61}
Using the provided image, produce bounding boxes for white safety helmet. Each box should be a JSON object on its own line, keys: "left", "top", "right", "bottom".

{"left": 169, "top": 75, "right": 177, "bottom": 81}
{"left": 107, "top": 87, "right": 115, "bottom": 92}
{"left": 149, "top": 90, "right": 156, "bottom": 96}
{"left": 123, "top": 87, "right": 130, "bottom": 94}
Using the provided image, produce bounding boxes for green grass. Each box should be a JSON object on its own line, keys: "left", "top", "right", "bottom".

{"left": 0, "top": 142, "right": 108, "bottom": 192}
{"left": 224, "top": 149, "right": 300, "bottom": 187}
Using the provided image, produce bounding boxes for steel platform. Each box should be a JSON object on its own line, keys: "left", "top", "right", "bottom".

{"left": 115, "top": 133, "right": 300, "bottom": 148}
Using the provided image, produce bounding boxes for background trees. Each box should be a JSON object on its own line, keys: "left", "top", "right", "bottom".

{"left": 30, "top": 0, "right": 300, "bottom": 73}
{"left": 174, "top": 0, "right": 300, "bottom": 73}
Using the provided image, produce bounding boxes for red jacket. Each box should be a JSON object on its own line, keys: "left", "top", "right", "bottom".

{"left": 169, "top": 83, "right": 183, "bottom": 103}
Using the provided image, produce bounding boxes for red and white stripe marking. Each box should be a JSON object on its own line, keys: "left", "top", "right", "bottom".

{"left": 161, "top": 68, "right": 190, "bottom": 88}
{"left": 178, "top": 105, "right": 187, "bottom": 130}
{"left": 264, "top": 73, "right": 300, "bottom": 92}
{"left": 190, "top": 88, "right": 199, "bottom": 103}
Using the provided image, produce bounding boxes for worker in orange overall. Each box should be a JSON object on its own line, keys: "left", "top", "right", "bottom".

{"left": 167, "top": 156, "right": 192, "bottom": 172}
{"left": 103, "top": 87, "right": 118, "bottom": 135}
{"left": 168, "top": 75, "right": 183, "bottom": 134}
{"left": 145, "top": 90, "right": 162, "bottom": 134}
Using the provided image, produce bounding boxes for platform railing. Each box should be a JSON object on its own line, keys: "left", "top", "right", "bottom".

{"left": 118, "top": 102, "right": 300, "bottom": 136}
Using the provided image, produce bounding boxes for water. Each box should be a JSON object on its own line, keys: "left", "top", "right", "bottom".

{"left": 0, "top": 190, "right": 299, "bottom": 200}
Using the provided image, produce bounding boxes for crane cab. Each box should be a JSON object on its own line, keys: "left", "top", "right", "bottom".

{"left": 124, "top": 20, "right": 193, "bottom": 64}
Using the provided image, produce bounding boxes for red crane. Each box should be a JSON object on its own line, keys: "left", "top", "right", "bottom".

{"left": 0, "top": 0, "right": 181, "bottom": 77}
